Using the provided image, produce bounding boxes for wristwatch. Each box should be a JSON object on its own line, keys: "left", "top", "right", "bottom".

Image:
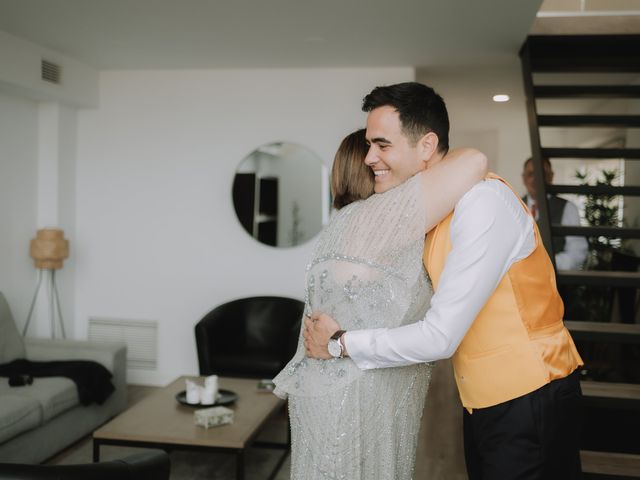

{"left": 327, "top": 330, "right": 347, "bottom": 358}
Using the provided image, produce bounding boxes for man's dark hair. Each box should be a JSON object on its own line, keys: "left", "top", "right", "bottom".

{"left": 362, "top": 82, "right": 449, "bottom": 153}
{"left": 523, "top": 156, "right": 552, "bottom": 172}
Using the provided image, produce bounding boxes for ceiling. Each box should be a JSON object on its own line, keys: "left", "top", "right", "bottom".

{"left": 0, "top": 0, "right": 543, "bottom": 70}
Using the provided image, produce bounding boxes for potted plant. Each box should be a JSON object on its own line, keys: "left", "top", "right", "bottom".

{"left": 573, "top": 168, "right": 622, "bottom": 323}
{"left": 572, "top": 167, "right": 639, "bottom": 383}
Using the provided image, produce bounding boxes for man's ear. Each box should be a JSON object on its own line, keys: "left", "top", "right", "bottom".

{"left": 418, "top": 132, "right": 439, "bottom": 161}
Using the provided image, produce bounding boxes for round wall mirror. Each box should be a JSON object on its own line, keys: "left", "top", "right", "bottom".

{"left": 232, "top": 142, "right": 329, "bottom": 248}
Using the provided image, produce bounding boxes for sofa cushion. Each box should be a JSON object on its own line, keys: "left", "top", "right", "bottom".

{"left": 0, "top": 394, "right": 41, "bottom": 443}
{"left": 0, "top": 293, "right": 25, "bottom": 364}
{"left": 0, "top": 377, "right": 79, "bottom": 423}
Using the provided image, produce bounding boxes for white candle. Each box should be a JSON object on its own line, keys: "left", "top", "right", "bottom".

{"left": 204, "top": 375, "right": 218, "bottom": 393}
{"left": 200, "top": 388, "right": 216, "bottom": 405}
{"left": 185, "top": 380, "right": 201, "bottom": 404}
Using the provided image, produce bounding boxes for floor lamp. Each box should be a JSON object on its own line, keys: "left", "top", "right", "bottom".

{"left": 23, "top": 228, "right": 69, "bottom": 338}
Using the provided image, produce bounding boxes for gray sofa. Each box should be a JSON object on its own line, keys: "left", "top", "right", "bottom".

{"left": 0, "top": 292, "right": 127, "bottom": 463}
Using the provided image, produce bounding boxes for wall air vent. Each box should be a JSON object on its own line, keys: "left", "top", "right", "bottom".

{"left": 88, "top": 317, "right": 158, "bottom": 370}
{"left": 41, "top": 59, "right": 61, "bottom": 84}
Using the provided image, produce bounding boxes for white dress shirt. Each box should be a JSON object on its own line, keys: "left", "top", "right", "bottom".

{"left": 346, "top": 179, "right": 537, "bottom": 370}
{"left": 525, "top": 195, "right": 588, "bottom": 271}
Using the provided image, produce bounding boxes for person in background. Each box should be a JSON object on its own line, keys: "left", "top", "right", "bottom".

{"left": 521, "top": 156, "right": 588, "bottom": 270}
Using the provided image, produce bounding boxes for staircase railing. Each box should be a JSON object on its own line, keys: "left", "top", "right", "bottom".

{"left": 520, "top": 34, "right": 640, "bottom": 478}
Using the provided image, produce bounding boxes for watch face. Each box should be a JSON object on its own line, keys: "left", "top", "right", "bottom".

{"left": 328, "top": 339, "right": 342, "bottom": 358}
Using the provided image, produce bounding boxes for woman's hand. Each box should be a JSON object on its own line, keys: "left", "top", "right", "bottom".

{"left": 303, "top": 312, "right": 341, "bottom": 359}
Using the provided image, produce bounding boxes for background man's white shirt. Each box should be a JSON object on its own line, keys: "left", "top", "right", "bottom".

{"left": 525, "top": 195, "right": 587, "bottom": 271}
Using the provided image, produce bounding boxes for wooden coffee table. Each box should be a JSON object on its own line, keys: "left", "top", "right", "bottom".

{"left": 93, "top": 376, "right": 288, "bottom": 480}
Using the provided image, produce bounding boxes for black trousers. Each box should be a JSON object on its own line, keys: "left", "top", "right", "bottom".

{"left": 463, "top": 370, "right": 583, "bottom": 480}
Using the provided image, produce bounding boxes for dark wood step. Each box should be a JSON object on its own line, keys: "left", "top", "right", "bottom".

{"left": 581, "top": 380, "right": 640, "bottom": 410}
{"left": 552, "top": 225, "right": 640, "bottom": 239}
{"left": 557, "top": 270, "right": 640, "bottom": 288}
{"left": 522, "top": 35, "right": 640, "bottom": 73}
{"left": 542, "top": 147, "right": 640, "bottom": 159}
{"left": 565, "top": 321, "right": 640, "bottom": 344}
{"left": 581, "top": 450, "right": 640, "bottom": 477}
{"left": 534, "top": 85, "right": 640, "bottom": 99}
{"left": 547, "top": 185, "right": 640, "bottom": 196}
{"left": 538, "top": 115, "right": 640, "bottom": 128}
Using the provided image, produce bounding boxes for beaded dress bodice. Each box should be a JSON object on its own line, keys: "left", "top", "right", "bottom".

{"left": 274, "top": 172, "right": 432, "bottom": 399}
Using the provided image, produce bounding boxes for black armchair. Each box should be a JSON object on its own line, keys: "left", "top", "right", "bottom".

{"left": 0, "top": 451, "right": 170, "bottom": 480}
{"left": 195, "top": 296, "right": 304, "bottom": 379}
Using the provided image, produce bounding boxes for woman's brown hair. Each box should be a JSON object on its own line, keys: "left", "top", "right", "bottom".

{"left": 331, "top": 129, "right": 375, "bottom": 209}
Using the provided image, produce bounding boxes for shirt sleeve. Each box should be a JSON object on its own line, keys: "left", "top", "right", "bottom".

{"left": 555, "top": 200, "right": 588, "bottom": 271}
{"left": 346, "top": 180, "right": 535, "bottom": 369}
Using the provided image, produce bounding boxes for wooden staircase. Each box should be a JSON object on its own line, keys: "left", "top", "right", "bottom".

{"left": 520, "top": 34, "right": 640, "bottom": 478}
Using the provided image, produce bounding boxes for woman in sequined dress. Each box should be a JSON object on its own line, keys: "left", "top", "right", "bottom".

{"left": 273, "top": 129, "right": 486, "bottom": 479}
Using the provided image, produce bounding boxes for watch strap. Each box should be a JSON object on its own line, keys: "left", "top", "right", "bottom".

{"left": 330, "top": 329, "right": 346, "bottom": 341}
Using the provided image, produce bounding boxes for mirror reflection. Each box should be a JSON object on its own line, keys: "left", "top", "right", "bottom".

{"left": 232, "top": 142, "right": 329, "bottom": 248}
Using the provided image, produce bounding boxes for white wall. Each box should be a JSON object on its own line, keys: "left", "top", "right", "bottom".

{"left": 75, "top": 67, "right": 414, "bottom": 384}
{"left": 0, "top": 92, "right": 39, "bottom": 326}
{"left": 0, "top": 27, "right": 94, "bottom": 338}
{"left": 0, "top": 29, "right": 98, "bottom": 108}
{"left": 53, "top": 104, "right": 78, "bottom": 338}
{"left": 0, "top": 96, "right": 79, "bottom": 338}
{"left": 417, "top": 63, "right": 532, "bottom": 193}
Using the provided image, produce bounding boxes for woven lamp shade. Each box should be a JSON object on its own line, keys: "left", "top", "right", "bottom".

{"left": 30, "top": 229, "right": 69, "bottom": 269}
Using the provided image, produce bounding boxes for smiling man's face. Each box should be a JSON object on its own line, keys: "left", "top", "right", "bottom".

{"left": 364, "top": 106, "right": 428, "bottom": 193}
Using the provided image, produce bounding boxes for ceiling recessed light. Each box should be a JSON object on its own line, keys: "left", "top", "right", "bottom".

{"left": 493, "top": 94, "right": 510, "bottom": 102}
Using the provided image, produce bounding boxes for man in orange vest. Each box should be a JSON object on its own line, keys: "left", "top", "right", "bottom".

{"left": 304, "top": 82, "right": 583, "bottom": 479}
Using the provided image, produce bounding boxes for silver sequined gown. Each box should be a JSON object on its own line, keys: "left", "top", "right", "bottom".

{"left": 273, "top": 173, "right": 434, "bottom": 480}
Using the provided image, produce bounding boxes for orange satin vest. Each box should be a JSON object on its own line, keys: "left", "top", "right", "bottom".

{"left": 424, "top": 174, "right": 583, "bottom": 410}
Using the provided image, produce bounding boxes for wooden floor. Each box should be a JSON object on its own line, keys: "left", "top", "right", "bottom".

{"left": 45, "top": 384, "right": 158, "bottom": 465}
{"left": 47, "top": 380, "right": 469, "bottom": 478}
{"left": 415, "top": 359, "right": 468, "bottom": 480}
{"left": 45, "top": 383, "right": 291, "bottom": 479}
{"left": 126, "top": 383, "right": 158, "bottom": 405}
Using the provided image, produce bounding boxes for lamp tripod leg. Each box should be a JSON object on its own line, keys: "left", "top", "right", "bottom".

{"left": 49, "top": 271, "right": 55, "bottom": 338}
{"left": 51, "top": 269, "right": 66, "bottom": 339}
{"left": 23, "top": 269, "right": 44, "bottom": 336}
